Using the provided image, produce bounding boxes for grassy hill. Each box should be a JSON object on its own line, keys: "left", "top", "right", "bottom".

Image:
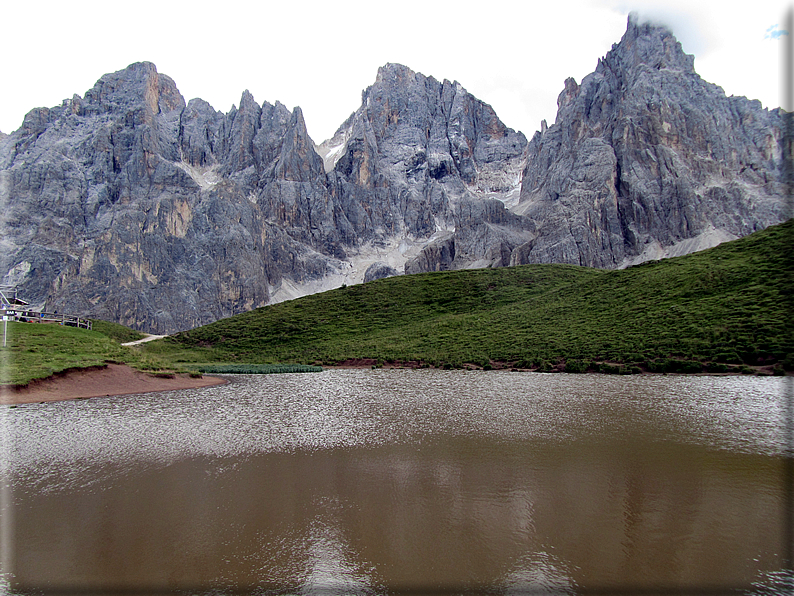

{"left": 142, "top": 219, "right": 794, "bottom": 374}
{"left": 3, "top": 220, "right": 790, "bottom": 385}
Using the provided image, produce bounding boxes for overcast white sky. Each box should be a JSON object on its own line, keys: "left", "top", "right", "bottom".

{"left": 0, "top": 0, "right": 789, "bottom": 143}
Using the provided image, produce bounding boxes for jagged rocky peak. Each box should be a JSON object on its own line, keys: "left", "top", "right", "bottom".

{"left": 406, "top": 14, "right": 786, "bottom": 275}
{"left": 82, "top": 61, "right": 186, "bottom": 116}
{"left": 321, "top": 62, "right": 527, "bottom": 201}
{"left": 552, "top": 14, "right": 699, "bottom": 133}
{"left": 0, "top": 61, "right": 343, "bottom": 334}
{"left": 179, "top": 98, "right": 224, "bottom": 167}
{"left": 509, "top": 13, "right": 786, "bottom": 269}
{"left": 307, "top": 62, "right": 531, "bottom": 276}
{"left": 176, "top": 85, "right": 325, "bottom": 192}
{"left": 605, "top": 13, "right": 695, "bottom": 74}
{"left": 272, "top": 106, "right": 325, "bottom": 182}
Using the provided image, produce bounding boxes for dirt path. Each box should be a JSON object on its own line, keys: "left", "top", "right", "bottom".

{"left": 121, "top": 334, "right": 168, "bottom": 346}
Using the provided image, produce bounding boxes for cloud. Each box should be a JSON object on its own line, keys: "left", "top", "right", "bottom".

{"left": 607, "top": 0, "right": 713, "bottom": 56}
{"left": 764, "top": 24, "right": 789, "bottom": 39}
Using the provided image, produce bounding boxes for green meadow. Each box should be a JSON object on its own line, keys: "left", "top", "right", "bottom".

{"left": 0, "top": 320, "right": 160, "bottom": 386}
{"left": 143, "top": 219, "right": 794, "bottom": 375}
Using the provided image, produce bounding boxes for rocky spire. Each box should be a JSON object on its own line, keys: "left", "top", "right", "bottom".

{"left": 603, "top": 12, "right": 696, "bottom": 75}
{"left": 407, "top": 14, "right": 785, "bottom": 274}
{"left": 509, "top": 14, "right": 785, "bottom": 269}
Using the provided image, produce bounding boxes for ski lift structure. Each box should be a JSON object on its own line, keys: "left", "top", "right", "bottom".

{"left": 1, "top": 285, "right": 91, "bottom": 349}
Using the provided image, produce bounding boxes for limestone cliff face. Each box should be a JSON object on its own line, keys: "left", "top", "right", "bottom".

{"left": 404, "top": 199, "right": 535, "bottom": 273}
{"left": 0, "top": 63, "right": 341, "bottom": 333}
{"left": 407, "top": 16, "right": 787, "bottom": 273}
{"left": 1, "top": 16, "right": 789, "bottom": 333}
{"left": 512, "top": 15, "right": 787, "bottom": 268}
{"left": 0, "top": 62, "right": 525, "bottom": 332}
{"left": 321, "top": 63, "right": 528, "bottom": 243}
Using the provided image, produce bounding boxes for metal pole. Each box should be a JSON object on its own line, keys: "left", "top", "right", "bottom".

{"left": 3, "top": 318, "right": 6, "bottom": 348}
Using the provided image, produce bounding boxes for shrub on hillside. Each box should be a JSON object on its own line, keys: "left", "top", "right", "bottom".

{"left": 563, "top": 359, "right": 588, "bottom": 373}
{"left": 196, "top": 364, "right": 323, "bottom": 374}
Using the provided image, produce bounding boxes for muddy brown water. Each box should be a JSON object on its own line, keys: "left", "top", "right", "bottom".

{"left": 1, "top": 370, "right": 791, "bottom": 594}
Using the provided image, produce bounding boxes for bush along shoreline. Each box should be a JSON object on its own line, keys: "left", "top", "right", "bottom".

{"left": 349, "top": 357, "right": 787, "bottom": 376}
{"left": 192, "top": 364, "right": 323, "bottom": 374}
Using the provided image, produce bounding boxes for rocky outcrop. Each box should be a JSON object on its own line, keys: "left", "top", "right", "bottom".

{"left": 363, "top": 262, "right": 400, "bottom": 283}
{"left": 405, "top": 198, "right": 535, "bottom": 272}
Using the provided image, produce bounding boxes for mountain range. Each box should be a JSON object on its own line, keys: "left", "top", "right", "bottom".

{"left": 0, "top": 15, "right": 788, "bottom": 334}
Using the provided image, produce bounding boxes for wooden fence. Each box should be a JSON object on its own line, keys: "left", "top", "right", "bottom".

{"left": 1, "top": 308, "right": 92, "bottom": 330}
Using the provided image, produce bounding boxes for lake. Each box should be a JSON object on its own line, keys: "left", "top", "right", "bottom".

{"left": 1, "top": 370, "right": 791, "bottom": 594}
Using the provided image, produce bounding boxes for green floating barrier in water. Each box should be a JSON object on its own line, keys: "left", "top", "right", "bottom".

{"left": 195, "top": 364, "right": 323, "bottom": 374}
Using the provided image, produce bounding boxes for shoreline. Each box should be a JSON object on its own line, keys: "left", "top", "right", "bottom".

{"left": 0, "top": 364, "right": 227, "bottom": 405}
{"left": 2, "top": 360, "right": 785, "bottom": 406}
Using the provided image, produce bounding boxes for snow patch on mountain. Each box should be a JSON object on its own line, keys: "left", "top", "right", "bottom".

{"left": 269, "top": 229, "right": 453, "bottom": 304}
{"left": 175, "top": 160, "right": 220, "bottom": 190}
{"left": 619, "top": 225, "right": 738, "bottom": 268}
{"left": 316, "top": 121, "right": 353, "bottom": 173}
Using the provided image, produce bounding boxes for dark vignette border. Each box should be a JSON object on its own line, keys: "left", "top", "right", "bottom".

{"left": 4, "top": 9, "right": 794, "bottom": 596}
{"left": 783, "top": 6, "right": 794, "bottom": 590}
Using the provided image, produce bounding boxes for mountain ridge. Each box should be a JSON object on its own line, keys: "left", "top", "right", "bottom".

{"left": 0, "top": 15, "right": 788, "bottom": 334}
{"left": 409, "top": 14, "right": 787, "bottom": 271}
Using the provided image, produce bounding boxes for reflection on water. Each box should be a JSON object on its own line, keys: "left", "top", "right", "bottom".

{"left": 1, "top": 370, "right": 790, "bottom": 594}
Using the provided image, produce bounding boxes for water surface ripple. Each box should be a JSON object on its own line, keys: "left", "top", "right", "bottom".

{"left": 1, "top": 370, "right": 789, "bottom": 594}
